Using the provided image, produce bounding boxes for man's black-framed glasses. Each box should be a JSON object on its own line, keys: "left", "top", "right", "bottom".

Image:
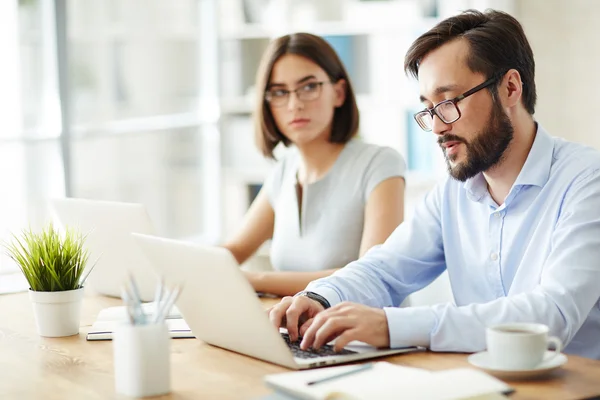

{"left": 265, "top": 81, "right": 330, "bottom": 107}
{"left": 414, "top": 74, "right": 502, "bottom": 132}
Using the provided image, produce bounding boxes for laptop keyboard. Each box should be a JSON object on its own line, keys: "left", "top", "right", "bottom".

{"left": 281, "top": 332, "right": 357, "bottom": 359}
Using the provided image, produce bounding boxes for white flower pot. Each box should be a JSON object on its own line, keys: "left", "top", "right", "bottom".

{"left": 28, "top": 288, "right": 84, "bottom": 337}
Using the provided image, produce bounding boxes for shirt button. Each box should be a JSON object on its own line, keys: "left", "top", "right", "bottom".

{"left": 490, "top": 252, "right": 499, "bottom": 261}
{"left": 494, "top": 212, "right": 501, "bottom": 218}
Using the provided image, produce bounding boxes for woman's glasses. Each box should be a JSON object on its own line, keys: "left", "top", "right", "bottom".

{"left": 265, "top": 81, "right": 331, "bottom": 107}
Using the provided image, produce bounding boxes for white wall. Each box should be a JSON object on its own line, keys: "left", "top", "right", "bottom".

{"left": 518, "top": 0, "right": 600, "bottom": 148}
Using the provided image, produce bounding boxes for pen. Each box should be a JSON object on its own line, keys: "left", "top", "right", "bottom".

{"left": 153, "top": 277, "right": 164, "bottom": 323}
{"left": 120, "top": 286, "right": 135, "bottom": 325}
{"left": 155, "top": 284, "right": 183, "bottom": 323}
{"left": 127, "top": 275, "right": 146, "bottom": 324}
{"left": 306, "top": 363, "right": 374, "bottom": 386}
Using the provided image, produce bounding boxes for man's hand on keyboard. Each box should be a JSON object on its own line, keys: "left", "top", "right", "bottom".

{"left": 300, "top": 302, "right": 390, "bottom": 352}
{"left": 268, "top": 295, "right": 325, "bottom": 342}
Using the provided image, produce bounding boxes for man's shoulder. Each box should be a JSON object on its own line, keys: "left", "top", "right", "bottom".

{"left": 551, "top": 137, "right": 600, "bottom": 176}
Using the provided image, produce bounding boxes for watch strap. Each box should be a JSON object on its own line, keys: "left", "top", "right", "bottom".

{"left": 294, "top": 291, "right": 331, "bottom": 309}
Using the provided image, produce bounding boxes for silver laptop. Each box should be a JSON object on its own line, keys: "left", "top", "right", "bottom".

{"left": 50, "top": 198, "right": 157, "bottom": 301}
{"left": 131, "top": 233, "right": 421, "bottom": 370}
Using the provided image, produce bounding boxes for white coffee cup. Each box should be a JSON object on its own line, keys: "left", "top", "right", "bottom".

{"left": 113, "top": 322, "right": 171, "bottom": 397}
{"left": 486, "top": 322, "right": 562, "bottom": 370}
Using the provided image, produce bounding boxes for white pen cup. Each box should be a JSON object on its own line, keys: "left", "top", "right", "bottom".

{"left": 113, "top": 322, "right": 171, "bottom": 397}
{"left": 486, "top": 322, "right": 562, "bottom": 370}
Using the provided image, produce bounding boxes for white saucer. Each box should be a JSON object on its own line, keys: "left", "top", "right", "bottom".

{"left": 467, "top": 351, "right": 568, "bottom": 380}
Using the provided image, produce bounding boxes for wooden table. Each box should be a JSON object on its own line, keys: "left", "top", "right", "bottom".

{"left": 1, "top": 292, "right": 600, "bottom": 400}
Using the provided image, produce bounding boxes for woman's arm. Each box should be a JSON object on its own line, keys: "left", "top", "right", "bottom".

{"left": 245, "top": 176, "right": 405, "bottom": 297}
{"left": 222, "top": 188, "right": 274, "bottom": 265}
{"left": 359, "top": 176, "right": 405, "bottom": 256}
{"left": 244, "top": 269, "right": 340, "bottom": 297}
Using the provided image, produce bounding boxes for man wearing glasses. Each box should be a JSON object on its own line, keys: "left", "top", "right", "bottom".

{"left": 269, "top": 9, "right": 600, "bottom": 359}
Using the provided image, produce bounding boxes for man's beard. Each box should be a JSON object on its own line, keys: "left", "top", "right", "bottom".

{"left": 439, "top": 101, "right": 514, "bottom": 182}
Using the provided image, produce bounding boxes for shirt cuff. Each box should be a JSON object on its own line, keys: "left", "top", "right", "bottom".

{"left": 384, "top": 306, "right": 437, "bottom": 348}
{"left": 305, "top": 284, "right": 343, "bottom": 308}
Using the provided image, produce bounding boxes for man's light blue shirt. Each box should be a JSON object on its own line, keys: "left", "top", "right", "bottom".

{"left": 307, "top": 125, "right": 600, "bottom": 359}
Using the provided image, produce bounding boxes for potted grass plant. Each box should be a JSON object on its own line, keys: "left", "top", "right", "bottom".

{"left": 3, "top": 222, "right": 93, "bottom": 337}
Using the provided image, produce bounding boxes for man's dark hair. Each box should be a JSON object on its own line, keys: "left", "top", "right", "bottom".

{"left": 404, "top": 9, "right": 536, "bottom": 114}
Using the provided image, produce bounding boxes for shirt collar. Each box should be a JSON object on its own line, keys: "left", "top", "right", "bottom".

{"left": 512, "top": 124, "right": 553, "bottom": 188}
{"left": 463, "top": 123, "right": 554, "bottom": 201}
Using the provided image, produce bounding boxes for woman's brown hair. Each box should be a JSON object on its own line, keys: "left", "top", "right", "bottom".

{"left": 254, "top": 33, "right": 359, "bottom": 159}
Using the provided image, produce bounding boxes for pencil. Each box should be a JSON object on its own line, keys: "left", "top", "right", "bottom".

{"left": 306, "top": 363, "right": 374, "bottom": 386}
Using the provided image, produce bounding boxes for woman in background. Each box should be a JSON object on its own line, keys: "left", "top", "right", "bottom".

{"left": 223, "top": 33, "right": 406, "bottom": 297}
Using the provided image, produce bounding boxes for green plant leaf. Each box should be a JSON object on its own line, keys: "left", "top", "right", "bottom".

{"left": 2, "top": 222, "right": 90, "bottom": 292}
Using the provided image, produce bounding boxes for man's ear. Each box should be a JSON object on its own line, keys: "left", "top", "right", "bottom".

{"left": 503, "top": 69, "right": 523, "bottom": 108}
{"left": 333, "top": 79, "right": 347, "bottom": 107}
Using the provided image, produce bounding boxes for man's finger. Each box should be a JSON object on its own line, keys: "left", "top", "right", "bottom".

{"left": 298, "top": 317, "right": 314, "bottom": 337}
{"left": 267, "top": 306, "right": 280, "bottom": 327}
{"left": 300, "top": 311, "right": 330, "bottom": 350}
{"left": 332, "top": 328, "right": 359, "bottom": 352}
{"left": 312, "top": 316, "right": 353, "bottom": 349}
{"left": 268, "top": 297, "right": 292, "bottom": 328}
{"left": 285, "top": 298, "right": 307, "bottom": 341}
{"left": 299, "top": 306, "right": 348, "bottom": 347}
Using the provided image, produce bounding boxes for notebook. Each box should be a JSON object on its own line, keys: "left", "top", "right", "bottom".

{"left": 264, "top": 361, "right": 513, "bottom": 400}
{"left": 86, "top": 302, "right": 194, "bottom": 341}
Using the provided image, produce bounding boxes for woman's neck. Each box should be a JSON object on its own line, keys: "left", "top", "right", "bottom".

{"left": 296, "top": 139, "right": 347, "bottom": 185}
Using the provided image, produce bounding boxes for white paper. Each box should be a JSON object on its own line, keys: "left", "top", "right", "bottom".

{"left": 95, "top": 302, "right": 182, "bottom": 322}
{"left": 87, "top": 303, "right": 191, "bottom": 340}
{"left": 265, "top": 362, "right": 511, "bottom": 400}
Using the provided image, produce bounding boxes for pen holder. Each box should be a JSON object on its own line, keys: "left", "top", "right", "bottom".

{"left": 113, "top": 322, "right": 171, "bottom": 398}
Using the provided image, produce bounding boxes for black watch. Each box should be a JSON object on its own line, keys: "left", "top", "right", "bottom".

{"left": 294, "top": 291, "right": 331, "bottom": 309}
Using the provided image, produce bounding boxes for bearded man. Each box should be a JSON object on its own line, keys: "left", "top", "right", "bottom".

{"left": 268, "top": 9, "right": 600, "bottom": 360}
